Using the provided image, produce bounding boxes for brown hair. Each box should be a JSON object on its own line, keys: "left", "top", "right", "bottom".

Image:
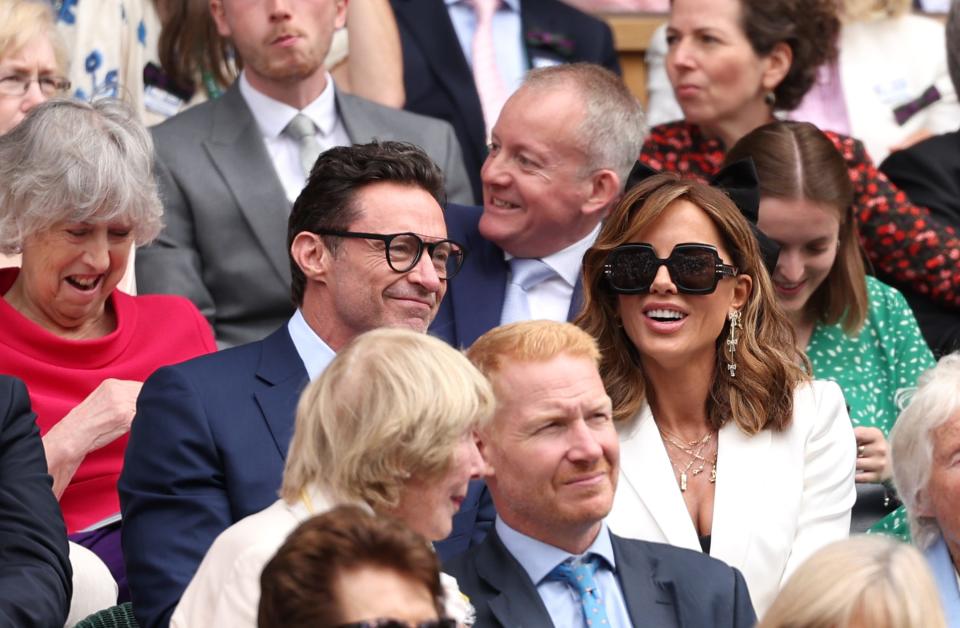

{"left": 258, "top": 505, "right": 446, "bottom": 628}
{"left": 576, "top": 174, "right": 809, "bottom": 433}
{"left": 725, "top": 121, "right": 868, "bottom": 334}
{"left": 156, "top": 0, "right": 236, "bottom": 95}
{"left": 738, "top": 0, "right": 841, "bottom": 110}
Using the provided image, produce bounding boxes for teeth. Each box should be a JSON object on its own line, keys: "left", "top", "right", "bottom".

{"left": 646, "top": 308, "right": 685, "bottom": 320}
{"left": 67, "top": 275, "right": 100, "bottom": 289}
{"left": 491, "top": 197, "right": 517, "bottom": 209}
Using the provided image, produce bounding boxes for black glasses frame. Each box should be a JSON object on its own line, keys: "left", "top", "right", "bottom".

{"left": 314, "top": 229, "right": 467, "bottom": 280}
{"left": 604, "top": 243, "right": 738, "bottom": 295}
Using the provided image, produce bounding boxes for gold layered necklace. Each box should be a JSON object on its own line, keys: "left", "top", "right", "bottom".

{"left": 658, "top": 427, "right": 718, "bottom": 492}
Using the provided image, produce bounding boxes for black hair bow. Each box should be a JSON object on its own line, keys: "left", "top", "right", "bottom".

{"left": 623, "top": 159, "right": 780, "bottom": 275}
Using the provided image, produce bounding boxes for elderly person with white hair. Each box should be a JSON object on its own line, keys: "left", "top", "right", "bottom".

{"left": 172, "top": 327, "right": 492, "bottom": 628}
{"left": 890, "top": 353, "right": 960, "bottom": 627}
{"left": 0, "top": 98, "right": 216, "bottom": 602}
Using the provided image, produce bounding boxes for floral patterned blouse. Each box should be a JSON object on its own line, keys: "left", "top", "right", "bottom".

{"left": 807, "top": 276, "right": 935, "bottom": 538}
{"left": 640, "top": 121, "right": 960, "bottom": 309}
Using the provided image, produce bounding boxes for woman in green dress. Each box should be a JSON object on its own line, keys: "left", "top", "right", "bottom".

{"left": 726, "top": 120, "right": 934, "bottom": 538}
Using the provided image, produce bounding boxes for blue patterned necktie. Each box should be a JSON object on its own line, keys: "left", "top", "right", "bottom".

{"left": 547, "top": 555, "right": 611, "bottom": 627}
{"left": 500, "top": 257, "right": 556, "bottom": 325}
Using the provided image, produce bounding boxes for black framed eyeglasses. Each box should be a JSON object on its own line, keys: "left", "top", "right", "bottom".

{"left": 604, "top": 243, "right": 738, "bottom": 295}
{"left": 0, "top": 74, "right": 71, "bottom": 97}
{"left": 337, "top": 619, "right": 457, "bottom": 628}
{"left": 315, "top": 229, "right": 467, "bottom": 280}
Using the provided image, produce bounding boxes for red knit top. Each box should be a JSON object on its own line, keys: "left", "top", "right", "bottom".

{"left": 0, "top": 268, "right": 216, "bottom": 533}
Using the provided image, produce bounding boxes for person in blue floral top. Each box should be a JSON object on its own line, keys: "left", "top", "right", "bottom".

{"left": 726, "top": 121, "right": 935, "bottom": 539}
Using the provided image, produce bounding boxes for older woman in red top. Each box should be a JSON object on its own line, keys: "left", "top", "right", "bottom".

{"left": 0, "top": 98, "right": 216, "bottom": 600}
{"left": 641, "top": 0, "right": 960, "bottom": 313}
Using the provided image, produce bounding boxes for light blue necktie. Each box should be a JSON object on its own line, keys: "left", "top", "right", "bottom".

{"left": 500, "top": 257, "right": 556, "bottom": 325}
{"left": 547, "top": 555, "right": 611, "bottom": 627}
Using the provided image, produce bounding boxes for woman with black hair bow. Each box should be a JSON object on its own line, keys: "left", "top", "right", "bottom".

{"left": 576, "top": 163, "right": 856, "bottom": 617}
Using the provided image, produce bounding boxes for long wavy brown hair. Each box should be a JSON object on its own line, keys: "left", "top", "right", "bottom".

{"left": 576, "top": 174, "right": 809, "bottom": 434}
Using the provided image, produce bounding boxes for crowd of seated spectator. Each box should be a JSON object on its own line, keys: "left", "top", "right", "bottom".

{"left": 1, "top": 0, "right": 960, "bottom": 626}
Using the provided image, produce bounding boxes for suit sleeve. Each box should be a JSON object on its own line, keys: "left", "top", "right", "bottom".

{"left": 135, "top": 148, "right": 218, "bottom": 328}
{"left": 438, "top": 123, "right": 474, "bottom": 206}
{"left": 880, "top": 143, "right": 960, "bottom": 221}
{"left": 730, "top": 568, "right": 756, "bottom": 628}
{"left": 119, "top": 366, "right": 233, "bottom": 628}
{"left": 780, "top": 382, "right": 856, "bottom": 586}
{"left": 0, "top": 376, "right": 71, "bottom": 628}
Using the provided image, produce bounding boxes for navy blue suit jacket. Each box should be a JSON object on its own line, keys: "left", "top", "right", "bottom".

{"left": 431, "top": 204, "right": 584, "bottom": 349}
{"left": 392, "top": 0, "right": 621, "bottom": 202}
{"left": 444, "top": 528, "right": 756, "bottom": 628}
{"left": 119, "top": 326, "right": 308, "bottom": 628}
{"left": 0, "top": 376, "right": 71, "bottom": 628}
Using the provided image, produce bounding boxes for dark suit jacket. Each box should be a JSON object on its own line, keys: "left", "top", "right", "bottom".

{"left": 137, "top": 82, "right": 472, "bottom": 348}
{"left": 444, "top": 528, "right": 756, "bottom": 628}
{"left": 879, "top": 130, "right": 960, "bottom": 356}
{"left": 430, "top": 204, "right": 583, "bottom": 348}
{"left": 392, "top": 0, "right": 621, "bottom": 202}
{"left": 0, "top": 376, "right": 71, "bottom": 628}
{"left": 119, "top": 326, "right": 308, "bottom": 628}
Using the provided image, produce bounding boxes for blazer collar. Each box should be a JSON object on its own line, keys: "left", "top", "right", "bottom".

{"left": 610, "top": 534, "right": 680, "bottom": 627}
{"left": 202, "top": 83, "right": 291, "bottom": 284}
{"left": 254, "top": 325, "right": 310, "bottom": 460}
{"left": 475, "top": 529, "right": 555, "bottom": 627}
{"left": 449, "top": 232, "right": 509, "bottom": 348}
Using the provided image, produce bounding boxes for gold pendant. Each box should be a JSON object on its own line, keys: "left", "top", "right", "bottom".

{"left": 709, "top": 465, "right": 717, "bottom": 483}
{"left": 680, "top": 471, "right": 688, "bottom": 492}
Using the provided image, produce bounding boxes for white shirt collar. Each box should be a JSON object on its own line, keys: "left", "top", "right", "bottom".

{"left": 504, "top": 223, "right": 601, "bottom": 288}
{"left": 239, "top": 70, "right": 340, "bottom": 140}
{"left": 286, "top": 309, "right": 337, "bottom": 381}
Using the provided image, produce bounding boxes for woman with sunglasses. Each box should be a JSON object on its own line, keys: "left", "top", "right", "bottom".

{"left": 577, "top": 171, "right": 856, "bottom": 616}
{"left": 725, "top": 121, "right": 935, "bottom": 539}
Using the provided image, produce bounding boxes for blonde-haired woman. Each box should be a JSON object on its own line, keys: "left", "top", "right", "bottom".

{"left": 759, "top": 535, "right": 946, "bottom": 628}
{"left": 578, "top": 170, "right": 857, "bottom": 615}
{"left": 171, "top": 328, "right": 494, "bottom": 627}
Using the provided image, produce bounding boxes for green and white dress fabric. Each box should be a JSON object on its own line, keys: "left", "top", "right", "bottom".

{"left": 806, "top": 276, "right": 935, "bottom": 540}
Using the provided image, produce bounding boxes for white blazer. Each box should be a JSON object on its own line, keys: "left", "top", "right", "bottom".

{"left": 607, "top": 379, "right": 856, "bottom": 616}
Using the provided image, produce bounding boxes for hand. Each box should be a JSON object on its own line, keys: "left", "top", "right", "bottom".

{"left": 42, "top": 379, "right": 143, "bottom": 497}
{"left": 853, "top": 426, "right": 891, "bottom": 484}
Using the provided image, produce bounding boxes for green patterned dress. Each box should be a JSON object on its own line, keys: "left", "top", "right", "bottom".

{"left": 806, "top": 276, "right": 935, "bottom": 540}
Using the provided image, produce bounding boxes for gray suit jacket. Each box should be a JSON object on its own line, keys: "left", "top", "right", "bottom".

{"left": 444, "top": 528, "right": 756, "bottom": 628}
{"left": 137, "top": 82, "right": 472, "bottom": 347}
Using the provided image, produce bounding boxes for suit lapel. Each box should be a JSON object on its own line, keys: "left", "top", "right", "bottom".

{"left": 476, "top": 530, "right": 555, "bottom": 627}
{"left": 617, "top": 407, "right": 701, "bottom": 550}
{"left": 710, "top": 422, "right": 771, "bottom": 570}
{"left": 253, "top": 326, "right": 310, "bottom": 460}
{"left": 202, "top": 84, "right": 291, "bottom": 283}
{"left": 452, "top": 235, "right": 508, "bottom": 348}
{"left": 611, "top": 535, "right": 680, "bottom": 627}
{"left": 391, "top": 0, "right": 487, "bottom": 160}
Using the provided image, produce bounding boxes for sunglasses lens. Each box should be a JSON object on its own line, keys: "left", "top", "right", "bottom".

{"left": 670, "top": 247, "right": 717, "bottom": 291}
{"left": 608, "top": 247, "right": 658, "bottom": 291}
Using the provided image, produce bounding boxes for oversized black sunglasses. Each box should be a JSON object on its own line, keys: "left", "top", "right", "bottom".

{"left": 314, "top": 229, "right": 467, "bottom": 280}
{"left": 604, "top": 243, "right": 738, "bottom": 295}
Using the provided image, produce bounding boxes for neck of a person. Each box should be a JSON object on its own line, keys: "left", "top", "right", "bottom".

{"left": 246, "top": 68, "right": 329, "bottom": 111}
{"left": 508, "top": 515, "right": 603, "bottom": 556}
{"left": 641, "top": 352, "right": 715, "bottom": 440}
{"left": 697, "top": 102, "right": 776, "bottom": 151}
{"left": 4, "top": 276, "right": 115, "bottom": 340}
{"left": 786, "top": 306, "right": 818, "bottom": 352}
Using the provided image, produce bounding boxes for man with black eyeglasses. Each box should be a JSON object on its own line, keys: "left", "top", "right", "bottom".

{"left": 119, "top": 141, "right": 469, "bottom": 628}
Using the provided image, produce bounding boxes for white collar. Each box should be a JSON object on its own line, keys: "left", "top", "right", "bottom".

{"left": 504, "top": 223, "right": 600, "bottom": 287}
{"left": 286, "top": 309, "right": 337, "bottom": 381}
{"left": 239, "top": 70, "right": 340, "bottom": 140}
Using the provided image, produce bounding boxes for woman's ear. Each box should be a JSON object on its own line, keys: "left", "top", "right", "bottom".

{"left": 761, "top": 41, "right": 793, "bottom": 93}
{"left": 732, "top": 273, "right": 752, "bottom": 309}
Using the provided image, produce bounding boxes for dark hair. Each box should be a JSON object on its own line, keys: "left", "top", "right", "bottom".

{"left": 156, "top": 0, "right": 236, "bottom": 96}
{"left": 287, "top": 140, "right": 446, "bottom": 305}
{"left": 725, "top": 121, "right": 868, "bottom": 334}
{"left": 739, "top": 0, "right": 841, "bottom": 110}
{"left": 258, "top": 505, "right": 446, "bottom": 628}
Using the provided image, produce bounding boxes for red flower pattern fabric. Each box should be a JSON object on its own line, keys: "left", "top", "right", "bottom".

{"left": 640, "top": 121, "right": 960, "bottom": 307}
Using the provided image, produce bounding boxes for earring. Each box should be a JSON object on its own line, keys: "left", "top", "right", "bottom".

{"left": 726, "top": 310, "right": 741, "bottom": 378}
{"left": 764, "top": 91, "right": 776, "bottom": 108}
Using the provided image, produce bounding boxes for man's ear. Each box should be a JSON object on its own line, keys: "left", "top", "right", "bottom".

{"left": 290, "top": 231, "right": 330, "bottom": 284}
{"left": 209, "top": 0, "right": 231, "bottom": 38}
{"left": 334, "top": 0, "right": 348, "bottom": 29}
{"left": 582, "top": 169, "right": 621, "bottom": 219}
{"left": 476, "top": 427, "right": 495, "bottom": 478}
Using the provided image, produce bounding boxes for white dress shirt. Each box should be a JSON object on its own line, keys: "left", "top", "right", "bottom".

{"left": 239, "top": 71, "right": 351, "bottom": 203}
{"left": 504, "top": 223, "right": 599, "bottom": 322}
{"left": 286, "top": 309, "right": 336, "bottom": 381}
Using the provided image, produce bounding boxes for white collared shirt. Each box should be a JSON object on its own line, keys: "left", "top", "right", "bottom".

{"left": 286, "top": 309, "right": 336, "bottom": 381}
{"left": 239, "top": 71, "right": 351, "bottom": 203}
{"left": 503, "top": 223, "right": 600, "bottom": 322}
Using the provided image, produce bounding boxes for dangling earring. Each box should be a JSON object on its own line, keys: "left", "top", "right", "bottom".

{"left": 764, "top": 91, "right": 776, "bottom": 108}
{"left": 726, "top": 310, "right": 741, "bottom": 378}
